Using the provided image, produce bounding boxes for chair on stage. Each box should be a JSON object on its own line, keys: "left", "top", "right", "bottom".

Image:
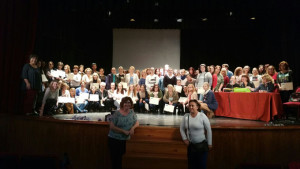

{"left": 283, "top": 87, "right": 300, "bottom": 120}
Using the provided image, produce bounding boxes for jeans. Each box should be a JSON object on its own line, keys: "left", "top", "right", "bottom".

{"left": 187, "top": 144, "right": 208, "bottom": 169}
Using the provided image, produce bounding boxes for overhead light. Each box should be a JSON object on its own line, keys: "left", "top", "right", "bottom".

{"left": 250, "top": 17, "right": 256, "bottom": 20}
{"left": 201, "top": 18, "right": 208, "bottom": 21}
{"left": 108, "top": 11, "right": 111, "bottom": 16}
{"left": 229, "top": 11, "right": 233, "bottom": 16}
{"left": 130, "top": 18, "right": 135, "bottom": 22}
{"left": 177, "top": 18, "right": 183, "bottom": 22}
{"left": 126, "top": 0, "right": 130, "bottom": 3}
{"left": 155, "top": 2, "right": 159, "bottom": 6}
{"left": 154, "top": 19, "right": 159, "bottom": 22}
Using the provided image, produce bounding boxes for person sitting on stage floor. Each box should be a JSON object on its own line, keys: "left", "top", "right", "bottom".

{"left": 75, "top": 81, "right": 89, "bottom": 111}
{"left": 180, "top": 99, "right": 212, "bottom": 169}
{"left": 149, "top": 84, "right": 164, "bottom": 113}
{"left": 225, "top": 76, "right": 240, "bottom": 89}
{"left": 127, "top": 84, "right": 139, "bottom": 111}
{"left": 69, "top": 88, "right": 87, "bottom": 113}
{"left": 108, "top": 97, "right": 139, "bottom": 169}
{"left": 179, "top": 84, "right": 198, "bottom": 113}
{"left": 199, "top": 82, "right": 218, "bottom": 119}
{"left": 252, "top": 74, "right": 275, "bottom": 93}
{"left": 240, "top": 74, "right": 255, "bottom": 90}
{"left": 88, "top": 86, "right": 100, "bottom": 112}
{"left": 98, "top": 82, "right": 110, "bottom": 111}
{"left": 57, "top": 82, "right": 72, "bottom": 114}
{"left": 163, "top": 84, "right": 179, "bottom": 114}
{"left": 137, "top": 84, "right": 149, "bottom": 113}
{"left": 114, "top": 83, "right": 126, "bottom": 109}
{"left": 39, "top": 80, "right": 60, "bottom": 116}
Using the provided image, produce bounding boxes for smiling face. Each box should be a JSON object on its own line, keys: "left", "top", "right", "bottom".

{"left": 203, "top": 83, "right": 209, "bottom": 91}
{"left": 188, "top": 101, "right": 199, "bottom": 113}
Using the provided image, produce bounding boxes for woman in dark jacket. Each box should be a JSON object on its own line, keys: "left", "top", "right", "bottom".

{"left": 253, "top": 74, "right": 275, "bottom": 93}
{"left": 199, "top": 82, "right": 218, "bottom": 118}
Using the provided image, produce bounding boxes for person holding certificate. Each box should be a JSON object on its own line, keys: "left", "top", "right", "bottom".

{"left": 57, "top": 82, "right": 71, "bottom": 114}
{"left": 70, "top": 65, "right": 81, "bottom": 88}
{"left": 82, "top": 68, "right": 93, "bottom": 89}
{"left": 69, "top": 88, "right": 87, "bottom": 113}
{"left": 277, "top": 61, "right": 294, "bottom": 102}
{"left": 75, "top": 81, "right": 89, "bottom": 111}
{"left": 137, "top": 84, "right": 149, "bottom": 113}
{"left": 88, "top": 86, "right": 100, "bottom": 112}
{"left": 163, "top": 84, "right": 179, "bottom": 113}
{"left": 149, "top": 84, "right": 164, "bottom": 113}
{"left": 113, "top": 83, "right": 126, "bottom": 109}
{"left": 39, "top": 80, "right": 59, "bottom": 116}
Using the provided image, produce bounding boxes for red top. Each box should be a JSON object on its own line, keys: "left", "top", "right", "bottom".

{"left": 223, "top": 75, "right": 230, "bottom": 87}
{"left": 212, "top": 74, "right": 218, "bottom": 89}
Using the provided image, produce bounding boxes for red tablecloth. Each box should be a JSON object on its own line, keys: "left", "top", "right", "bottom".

{"left": 214, "top": 92, "right": 283, "bottom": 122}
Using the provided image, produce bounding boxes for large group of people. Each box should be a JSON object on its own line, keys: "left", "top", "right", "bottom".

{"left": 21, "top": 54, "right": 294, "bottom": 118}
{"left": 21, "top": 54, "right": 296, "bottom": 169}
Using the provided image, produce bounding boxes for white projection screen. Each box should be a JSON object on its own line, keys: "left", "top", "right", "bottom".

{"left": 113, "top": 29, "right": 180, "bottom": 70}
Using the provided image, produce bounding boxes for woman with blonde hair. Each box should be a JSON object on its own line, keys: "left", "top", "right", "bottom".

{"left": 252, "top": 74, "right": 275, "bottom": 93}
{"left": 125, "top": 66, "right": 139, "bottom": 86}
{"left": 40, "top": 80, "right": 60, "bottom": 116}
{"left": 199, "top": 82, "right": 218, "bottom": 118}
{"left": 138, "top": 69, "right": 147, "bottom": 86}
{"left": 179, "top": 84, "right": 198, "bottom": 113}
{"left": 82, "top": 68, "right": 93, "bottom": 89}
{"left": 163, "top": 84, "right": 179, "bottom": 113}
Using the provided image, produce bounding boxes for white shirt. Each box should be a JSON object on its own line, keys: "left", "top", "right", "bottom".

{"left": 146, "top": 74, "right": 159, "bottom": 91}
{"left": 70, "top": 73, "right": 82, "bottom": 87}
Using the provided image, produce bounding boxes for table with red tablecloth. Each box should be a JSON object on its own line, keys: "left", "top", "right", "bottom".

{"left": 214, "top": 92, "right": 283, "bottom": 122}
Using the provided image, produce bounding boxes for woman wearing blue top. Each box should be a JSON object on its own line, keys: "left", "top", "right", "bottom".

{"left": 199, "top": 82, "right": 218, "bottom": 118}
{"left": 180, "top": 99, "right": 212, "bottom": 169}
{"left": 252, "top": 74, "right": 275, "bottom": 93}
{"left": 108, "top": 97, "right": 139, "bottom": 169}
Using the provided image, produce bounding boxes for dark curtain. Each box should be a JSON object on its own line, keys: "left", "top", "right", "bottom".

{"left": 0, "top": 0, "right": 38, "bottom": 114}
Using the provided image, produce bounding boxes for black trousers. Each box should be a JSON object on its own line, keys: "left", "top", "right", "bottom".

{"left": 187, "top": 144, "right": 208, "bottom": 169}
{"left": 108, "top": 137, "right": 126, "bottom": 169}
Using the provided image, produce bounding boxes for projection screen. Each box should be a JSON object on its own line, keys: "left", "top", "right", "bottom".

{"left": 113, "top": 29, "right": 180, "bottom": 70}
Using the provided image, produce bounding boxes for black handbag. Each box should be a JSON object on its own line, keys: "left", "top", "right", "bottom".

{"left": 188, "top": 115, "right": 209, "bottom": 153}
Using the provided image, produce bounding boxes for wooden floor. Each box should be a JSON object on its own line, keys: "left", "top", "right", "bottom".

{"left": 1, "top": 114, "right": 300, "bottom": 169}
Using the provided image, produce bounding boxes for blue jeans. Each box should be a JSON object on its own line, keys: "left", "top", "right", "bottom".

{"left": 187, "top": 145, "right": 208, "bottom": 169}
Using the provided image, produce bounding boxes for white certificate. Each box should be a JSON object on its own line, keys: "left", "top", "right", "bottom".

{"left": 80, "top": 93, "right": 89, "bottom": 100}
{"left": 89, "top": 94, "right": 99, "bottom": 101}
{"left": 90, "top": 83, "right": 100, "bottom": 89}
{"left": 51, "top": 70, "right": 59, "bottom": 78}
{"left": 175, "top": 85, "right": 182, "bottom": 93}
{"left": 58, "top": 71, "right": 65, "bottom": 78}
{"left": 145, "top": 103, "right": 149, "bottom": 111}
{"left": 120, "top": 82, "right": 128, "bottom": 89}
{"left": 76, "top": 97, "right": 85, "bottom": 104}
{"left": 164, "top": 104, "right": 175, "bottom": 113}
{"left": 178, "top": 97, "right": 187, "bottom": 103}
{"left": 281, "top": 82, "right": 293, "bottom": 91}
{"left": 67, "top": 73, "right": 74, "bottom": 80}
{"left": 181, "top": 79, "right": 187, "bottom": 86}
{"left": 41, "top": 74, "right": 48, "bottom": 82}
{"left": 149, "top": 97, "right": 160, "bottom": 105}
{"left": 197, "top": 87, "right": 205, "bottom": 94}
{"left": 253, "top": 81, "right": 260, "bottom": 88}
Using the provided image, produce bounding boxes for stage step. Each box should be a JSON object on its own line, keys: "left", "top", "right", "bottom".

{"left": 124, "top": 138, "right": 187, "bottom": 169}
{"left": 126, "top": 139, "right": 187, "bottom": 156}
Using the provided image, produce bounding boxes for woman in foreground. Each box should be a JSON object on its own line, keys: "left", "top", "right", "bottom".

{"left": 108, "top": 97, "right": 139, "bottom": 169}
{"left": 180, "top": 99, "right": 212, "bottom": 169}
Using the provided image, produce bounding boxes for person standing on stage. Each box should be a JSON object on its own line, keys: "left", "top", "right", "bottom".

{"left": 106, "top": 67, "right": 117, "bottom": 90}
{"left": 145, "top": 67, "right": 159, "bottom": 92}
{"left": 21, "top": 54, "right": 42, "bottom": 115}
{"left": 108, "top": 97, "right": 139, "bottom": 169}
{"left": 180, "top": 99, "right": 212, "bottom": 169}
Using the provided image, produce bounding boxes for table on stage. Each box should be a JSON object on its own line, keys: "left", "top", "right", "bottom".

{"left": 214, "top": 92, "right": 283, "bottom": 122}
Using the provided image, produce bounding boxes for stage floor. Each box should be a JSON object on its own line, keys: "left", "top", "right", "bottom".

{"left": 52, "top": 112, "right": 288, "bottom": 127}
